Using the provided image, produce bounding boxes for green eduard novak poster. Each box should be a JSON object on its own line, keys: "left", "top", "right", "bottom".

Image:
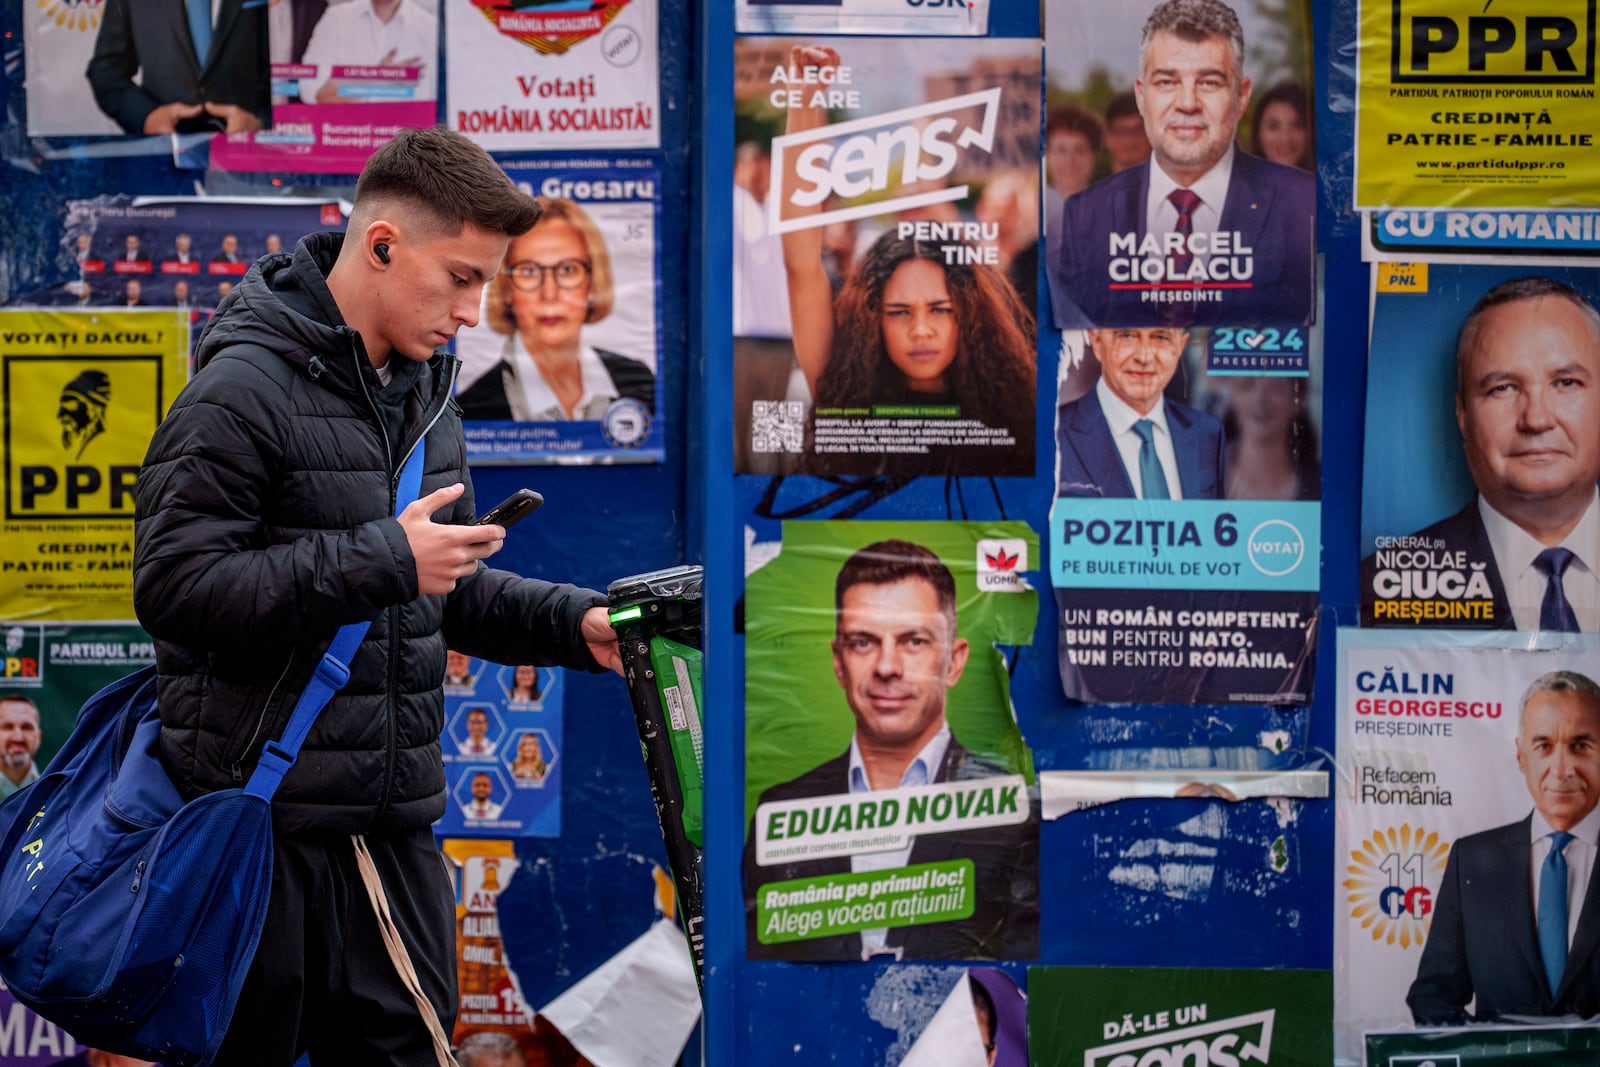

{"left": 1029, "top": 966, "right": 1332, "bottom": 1067}
{"left": 743, "top": 520, "right": 1040, "bottom": 961}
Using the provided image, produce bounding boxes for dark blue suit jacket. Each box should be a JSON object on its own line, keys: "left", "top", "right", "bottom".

{"left": 1047, "top": 150, "right": 1316, "bottom": 329}
{"left": 87, "top": 0, "right": 269, "bottom": 134}
{"left": 1055, "top": 389, "right": 1225, "bottom": 499}
{"left": 1408, "top": 815, "right": 1600, "bottom": 1024}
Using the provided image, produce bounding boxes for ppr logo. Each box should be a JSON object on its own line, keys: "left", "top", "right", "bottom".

{"left": 1390, "top": 0, "right": 1596, "bottom": 84}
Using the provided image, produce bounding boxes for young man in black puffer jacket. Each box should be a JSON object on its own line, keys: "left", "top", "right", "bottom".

{"left": 133, "top": 126, "right": 622, "bottom": 1065}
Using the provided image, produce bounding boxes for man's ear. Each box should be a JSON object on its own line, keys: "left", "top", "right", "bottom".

{"left": 831, "top": 638, "right": 847, "bottom": 688}
{"left": 361, "top": 219, "right": 399, "bottom": 268}
{"left": 945, "top": 637, "right": 970, "bottom": 689}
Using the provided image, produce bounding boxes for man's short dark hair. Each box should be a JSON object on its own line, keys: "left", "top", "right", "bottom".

{"left": 354, "top": 126, "right": 543, "bottom": 240}
{"left": 1455, "top": 276, "right": 1600, "bottom": 396}
{"left": 1105, "top": 89, "right": 1141, "bottom": 125}
{"left": 1142, "top": 0, "right": 1246, "bottom": 77}
{"left": 0, "top": 694, "right": 38, "bottom": 713}
{"left": 1047, "top": 104, "right": 1105, "bottom": 153}
{"left": 834, "top": 540, "right": 958, "bottom": 630}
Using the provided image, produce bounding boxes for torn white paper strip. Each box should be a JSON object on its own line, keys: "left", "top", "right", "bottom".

{"left": 537, "top": 918, "right": 700, "bottom": 1067}
{"left": 899, "top": 972, "right": 992, "bottom": 1067}
{"left": 1041, "top": 768, "right": 1329, "bottom": 819}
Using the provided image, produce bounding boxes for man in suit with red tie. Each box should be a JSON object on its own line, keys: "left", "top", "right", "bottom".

{"left": 1410, "top": 671, "right": 1600, "bottom": 1024}
{"left": 1046, "top": 0, "right": 1315, "bottom": 329}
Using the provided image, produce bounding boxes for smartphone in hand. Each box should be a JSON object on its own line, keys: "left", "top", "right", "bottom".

{"left": 476, "top": 489, "right": 543, "bottom": 529}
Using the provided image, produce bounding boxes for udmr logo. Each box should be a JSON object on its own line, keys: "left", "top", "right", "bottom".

{"left": 1390, "top": 0, "right": 1596, "bottom": 84}
{"left": 976, "top": 538, "right": 1028, "bottom": 593}
{"left": 4, "top": 355, "right": 163, "bottom": 521}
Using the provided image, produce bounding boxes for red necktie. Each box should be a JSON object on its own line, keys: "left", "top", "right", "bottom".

{"left": 1167, "top": 188, "right": 1202, "bottom": 275}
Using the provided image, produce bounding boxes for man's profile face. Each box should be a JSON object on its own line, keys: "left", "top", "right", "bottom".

{"left": 176, "top": 234, "right": 191, "bottom": 254}
{"left": 125, "top": 234, "right": 140, "bottom": 253}
{"left": 221, "top": 235, "right": 238, "bottom": 255}
{"left": 1456, "top": 296, "right": 1600, "bottom": 525}
{"left": 1517, "top": 686, "right": 1600, "bottom": 831}
{"left": 75, "top": 233, "right": 92, "bottom": 254}
{"left": 1136, "top": 31, "right": 1251, "bottom": 184}
{"left": 471, "top": 774, "right": 492, "bottom": 802}
{"left": 0, "top": 700, "right": 41, "bottom": 771}
{"left": 375, "top": 221, "right": 509, "bottom": 364}
{"left": 467, "top": 710, "right": 487, "bottom": 739}
{"left": 1092, "top": 327, "right": 1190, "bottom": 415}
{"left": 832, "top": 576, "right": 969, "bottom": 752}
{"left": 174, "top": 280, "right": 190, "bottom": 302}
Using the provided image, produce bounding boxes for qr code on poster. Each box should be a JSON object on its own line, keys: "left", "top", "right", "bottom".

{"left": 751, "top": 400, "right": 805, "bottom": 453}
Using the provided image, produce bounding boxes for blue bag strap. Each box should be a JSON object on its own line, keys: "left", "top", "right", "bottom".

{"left": 245, "top": 444, "right": 427, "bottom": 800}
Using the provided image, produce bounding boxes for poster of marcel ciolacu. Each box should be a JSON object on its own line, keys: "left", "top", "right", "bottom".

{"left": 1027, "top": 966, "right": 1331, "bottom": 1067}
{"left": 1334, "top": 629, "right": 1600, "bottom": 1065}
{"left": 452, "top": 158, "right": 661, "bottom": 465}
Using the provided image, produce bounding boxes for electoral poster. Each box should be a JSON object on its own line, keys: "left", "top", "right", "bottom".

{"left": 434, "top": 652, "right": 564, "bottom": 839}
{"left": 1044, "top": 0, "right": 1316, "bottom": 329}
{"left": 1335, "top": 629, "right": 1600, "bottom": 1065}
{"left": 446, "top": 0, "right": 660, "bottom": 151}
{"left": 1356, "top": 0, "right": 1600, "bottom": 208}
{"left": 743, "top": 521, "right": 1039, "bottom": 961}
{"left": 1051, "top": 311, "right": 1322, "bottom": 705}
{"left": 0, "top": 312, "right": 188, "bottom": 621}
{"left": 731, "top": 36, "right": 1040, "bottom": 478}
{"left": 1029, "top": 966, "right": 1332, "bottom": 1067}
{"left": 734, "top": 0, "right": 987, "bottom": 36}
{"left": 1359, "top": 262, "right": 1600, "bottom": 630}
{"left": 452, "top": 158, "right": 662, "bottom": 465}
{"left": 211, "top": 0, "right": 440, "bottom": 174}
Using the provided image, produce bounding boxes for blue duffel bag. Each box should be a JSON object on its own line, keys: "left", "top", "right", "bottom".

{"left": 0, "top": 446, "right": 422, "bottom": 1065}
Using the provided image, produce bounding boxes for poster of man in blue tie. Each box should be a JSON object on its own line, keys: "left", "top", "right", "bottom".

{"left": 1050, "top": 323, "right": 1322, "bottom": 706}
{"left": 1334, "top": 630, "right": 1600, "bottom": 1065}
{"left": 1359, "top": 264, "right": 1600, "bottom": 632}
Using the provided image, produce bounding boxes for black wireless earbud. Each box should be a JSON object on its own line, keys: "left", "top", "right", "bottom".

{"left": 374, "top": 243, "right": 390, "bottom": 264}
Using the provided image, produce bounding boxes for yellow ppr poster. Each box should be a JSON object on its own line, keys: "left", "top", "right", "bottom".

{"left": 0, "top": 311, "right": 187, "bottom": 620}
{"left": 1356, "top": 0, "right": 1600, "bottom": 208}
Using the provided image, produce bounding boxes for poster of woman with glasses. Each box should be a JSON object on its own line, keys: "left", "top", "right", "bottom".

{"left": 453, "top": 157, "right": 664, "bottom": 464}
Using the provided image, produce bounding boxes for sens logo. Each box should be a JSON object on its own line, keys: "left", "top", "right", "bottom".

{"left": 977, "top": 538, "right": 1028, "bottom": 592}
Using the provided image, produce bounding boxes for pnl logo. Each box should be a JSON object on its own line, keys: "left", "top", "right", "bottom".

{"left": 976, "top": 538, "right": 1028, "bottom": 592}
{"left": 2, "top": 625, "right": 43, "bottom": 687}
{"left": 1344, "top": 825, "right": 1450, "bottom": 949}
{"left": 1389, "top": 0, "right": 1596, "bottom": 84}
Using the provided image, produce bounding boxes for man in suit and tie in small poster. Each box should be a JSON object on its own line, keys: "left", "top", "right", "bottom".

{"left": 1409, "top": 671, "right": 1600, "bottom": 1024}
{"left": 1056, "top": 326, "right": 1225, "bottom": 499}
{"left": 87, "top": 0, "right": 269, "bottom": 135}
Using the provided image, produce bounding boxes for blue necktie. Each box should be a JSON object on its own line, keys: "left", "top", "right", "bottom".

{"left": 1132, "top": 419, "right": 1170, "bottom": 500}
{"left": 1539, "top": 830, "right": 1575, "bottom": 997}
{"left": 187, "top": 0, "right": 213, "bottom": 65}
{"left": 1535, "top": 547, "right": 1581, "bottom": 633}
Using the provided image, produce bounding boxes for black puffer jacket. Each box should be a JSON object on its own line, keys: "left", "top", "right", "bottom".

{"left": 133, "top": 233, "right": 607, "bottom": 835}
